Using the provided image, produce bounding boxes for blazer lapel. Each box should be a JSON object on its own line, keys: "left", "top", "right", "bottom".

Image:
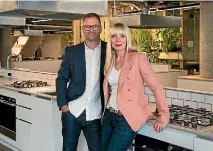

{"left": 79, "top": 42, "right": 86, "bottom": 81}
{"left": 118, "top": 54, "right": 132, "bottom": 90}
{"left": 100, "top": 41, "right": 106, "bottom": 75}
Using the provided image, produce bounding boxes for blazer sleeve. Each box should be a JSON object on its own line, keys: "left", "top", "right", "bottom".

{"left": 138, "top": 53, "right": 170, "bottom": 124}
{"left": 56, "top": 47, "right": 71, "bottom": 109}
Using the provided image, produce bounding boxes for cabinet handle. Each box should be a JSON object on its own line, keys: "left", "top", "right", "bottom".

{"left": 18, "top": 91, "right": 31, "bottom": 96}
{"left": 16, "top": 118, "right": 32, "bottom": 124}
{"left": 17, "top": 104, "right": 31, "bottom": 110}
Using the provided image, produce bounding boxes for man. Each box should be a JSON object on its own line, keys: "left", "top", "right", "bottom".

{"left": 56, "top": 13, "right": 106, "bottom": 151}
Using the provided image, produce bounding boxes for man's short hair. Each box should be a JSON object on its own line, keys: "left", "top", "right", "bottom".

{"left": 82, "top": 13, "right": 101, "bottom": 25}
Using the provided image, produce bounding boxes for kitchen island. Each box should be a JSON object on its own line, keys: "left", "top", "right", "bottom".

{"left": 1, "top": 81, "right": 213, "bottom": 151}
{"left": 0, "top": 77, "right": 88, "bottom": 151}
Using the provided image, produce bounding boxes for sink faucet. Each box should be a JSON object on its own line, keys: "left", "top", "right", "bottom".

{"left": 7, "top": 54, "right": 16, "bottom": 69}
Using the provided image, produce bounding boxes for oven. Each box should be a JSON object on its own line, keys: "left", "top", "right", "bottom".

{"left": 0, "top": 94, "right": 16, "bottom": 140}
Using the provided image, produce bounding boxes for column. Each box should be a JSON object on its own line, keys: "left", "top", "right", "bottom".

{"left": 0, "top": 27, "right": 12, "bottom": 68}
{"left": 200, "top": 2, "right": 213, "bottom": 78}
{"left": 72, "top": 20, "right": 81, "bottom": 45}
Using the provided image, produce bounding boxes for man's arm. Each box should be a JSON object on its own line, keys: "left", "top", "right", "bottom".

{"left": 56, "top": 47, "right": 71, "bottom": 111}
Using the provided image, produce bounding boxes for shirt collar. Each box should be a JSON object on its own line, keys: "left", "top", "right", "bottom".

{"left": 84, "top": 41, "right": 101, "bottom": 50}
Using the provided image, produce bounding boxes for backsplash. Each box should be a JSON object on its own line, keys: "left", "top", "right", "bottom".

{"left": 0, "top": 64, "right": 172, "bottom": 86}
{"left": 145, "top": 86, "right": 213, "bottom": 112}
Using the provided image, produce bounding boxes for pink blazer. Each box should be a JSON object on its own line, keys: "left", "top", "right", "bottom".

{"left": 103, "top": 52, "right": 170, "bottom": 132}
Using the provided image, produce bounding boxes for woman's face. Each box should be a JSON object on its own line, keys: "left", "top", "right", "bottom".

{"left": 111, "top": 33, "right": 127, "bottom": 53}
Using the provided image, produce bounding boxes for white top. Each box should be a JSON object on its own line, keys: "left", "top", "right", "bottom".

{"left": 68, "top": 42, "right": 102, "bottom": 121}
{"left": 106, "top": 64, "right": 121, "bottom": 110}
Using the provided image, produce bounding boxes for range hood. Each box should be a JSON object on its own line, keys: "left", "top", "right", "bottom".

{"left": 0, "top": 16, "right": 25, "bottom": 26}
{"left": 110, "top": 14, "right": 182, "bottom": 29}
{"left": 0, "top": 0, "right": 108, "bottom": 20}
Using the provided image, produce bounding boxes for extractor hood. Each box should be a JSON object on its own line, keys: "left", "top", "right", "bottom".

{"left": 110, "top": 14, "right": 182, "bottom": 29}
{"left": 0, "top": 0, "right": 108, "bottom": 20}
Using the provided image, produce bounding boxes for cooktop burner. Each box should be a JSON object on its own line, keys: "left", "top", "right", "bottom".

{"left": 155, "top": 105, "right": 213, "bottom": 130}
{"left": 11, "top": 80, "right": 48, "bottom": 88}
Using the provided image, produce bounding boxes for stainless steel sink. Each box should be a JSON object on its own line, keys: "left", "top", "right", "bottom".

{"left": 42, "top": 91, "right": 57, "bottom": 96}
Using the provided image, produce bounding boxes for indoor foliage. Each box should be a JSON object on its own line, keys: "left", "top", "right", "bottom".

{"left": 131, "top": 28, "right": 182, "bottom": 63}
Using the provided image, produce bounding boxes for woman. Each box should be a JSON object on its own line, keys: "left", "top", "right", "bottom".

{"left": 101, "top": 23, "right": 170, "bottom": 151}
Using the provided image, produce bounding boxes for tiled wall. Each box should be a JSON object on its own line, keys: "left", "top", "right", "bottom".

{"left": 145, "top": 86, "right": 213, "bottom": 112}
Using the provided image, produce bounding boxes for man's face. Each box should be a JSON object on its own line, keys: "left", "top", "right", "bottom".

{"left": 82, "top": 17, "right": 102, "bottom": 41}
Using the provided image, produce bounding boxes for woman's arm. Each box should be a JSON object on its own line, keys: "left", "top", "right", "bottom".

{"left": 138, "top": 53, "right": 170, "bottom": 124}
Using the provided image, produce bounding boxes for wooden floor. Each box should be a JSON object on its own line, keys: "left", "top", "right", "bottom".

{"left": 0, "top": 143, "right": 13, "bottom": 151}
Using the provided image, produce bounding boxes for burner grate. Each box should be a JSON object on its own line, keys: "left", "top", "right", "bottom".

{"left": 11, "top": 80, "right": 48, "bottom": 88}
{"left": 155, "top": 105, "right": 213, "bottom": 129}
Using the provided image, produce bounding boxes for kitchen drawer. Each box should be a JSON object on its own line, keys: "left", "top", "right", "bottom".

{"left": 16, "top": 92, "right": 33, "bottom": 109}
{"left": 16, "top": 105, "right": 32, "bottom": 123}
{"left": 16, "top": 119, "right": 32, "bottom": 151}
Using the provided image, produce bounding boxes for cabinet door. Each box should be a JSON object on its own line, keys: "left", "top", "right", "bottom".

{"left": 52, "top": 99, "right": 63, "bottom": 151}
{"left": 194, "top": 137, "right": 213, "bottom": 151}
{"left": 31, "top": 96, "right": 53, "bottom": 151}
{"left": 16, "top": 119, "right": 32, "bottom": 151}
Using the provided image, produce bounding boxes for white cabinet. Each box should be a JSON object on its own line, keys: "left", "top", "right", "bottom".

{"left": 194, "top": 137, "right": 213, "bottom": 151}
{"left": 16, "top": 119, "right": 32, "bottom": 151}
{"left": 52, "top": 99, "right": 63, "bottom": 151}
{"left": 16, "top": 93, "right": 33, "bottom": 151}
{"left": 31, "top": 95, "right": 53, "bottom": 151}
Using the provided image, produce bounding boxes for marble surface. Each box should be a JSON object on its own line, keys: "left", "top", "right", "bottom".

{"left": 0, "top": 77, "right": 56, "bottom": 100}
{"left": 146, "top": 120, "right": 213, "bottom": 141}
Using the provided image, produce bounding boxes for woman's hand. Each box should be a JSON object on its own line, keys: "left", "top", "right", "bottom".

{"left": 153, "top": 120, "right": 167, "bottom": 133}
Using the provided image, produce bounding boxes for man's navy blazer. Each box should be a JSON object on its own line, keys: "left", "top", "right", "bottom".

{"left": 56, "top": 40, "right": 106, "bottom": 111}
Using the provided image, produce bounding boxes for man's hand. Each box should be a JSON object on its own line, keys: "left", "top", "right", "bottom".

{"left": 153, "top": 120, "right": 167, "bottom": 133}
{"left": 61, "top": 105, "right": 69, "bottom": 113}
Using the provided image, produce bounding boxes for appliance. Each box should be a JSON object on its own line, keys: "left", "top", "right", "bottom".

{"left": 0, "top": 16, "right": 25, "bottom": 26}
{"left": 0, "top": 1, "right": 107, "bottom": 20}
{"left": 11, "top": 80, "right": 48, "bottom": 88}
{"left": 5, "top": 80, "right": 54, "bottom": 94}
{"left": 0, "top": 94, "right": 16, "bottom": 141}
{"left": 110, "top": 1, "right": 181, "bottom": 29}
{"left": 134, "top": 134, "right": 192, "bottom": 151}
{"left": 110, "top": 14, "right": 182, "bottom": 29}
{"left": 155, "top": 105, "right": 213, "bottom": 130}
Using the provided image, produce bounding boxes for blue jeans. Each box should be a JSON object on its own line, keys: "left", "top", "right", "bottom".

{"left": 61, "top": 110, "right": 101, "bottom": 151}
{"left": 101, "top": 109, "right": 137, "bottom": 151}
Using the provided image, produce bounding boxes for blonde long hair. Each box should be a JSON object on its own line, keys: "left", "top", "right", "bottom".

{"left": 104, "top": 23, "right": 138, "bottom": 75}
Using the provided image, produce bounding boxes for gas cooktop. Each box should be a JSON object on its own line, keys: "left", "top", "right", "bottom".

{"left": 155, "top": 105, "right": 213, "bottom": 130}
{"left": 11, "top": 80, "right": 48, "bottom": 88}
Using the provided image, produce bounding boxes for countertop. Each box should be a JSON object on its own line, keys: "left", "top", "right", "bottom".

{"left": 145, "top": 120, "right": 213, "bottom": 142}
{"left": 0, "top": 76, "right": 56, "bottom": 100}
{"left": 1, "top": 77, "right": 213, "bottom": 142}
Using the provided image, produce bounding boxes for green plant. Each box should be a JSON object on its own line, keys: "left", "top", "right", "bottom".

{"left": 131, "top": 29, "right": 152, "bottom": 51}
{"left": 131, "top": 29, "right": 161, "bottom": 63}
{"left": 62, "top": 32, "right": 74, "bottom": 46}
{"left": 156, "top": 28, "right": 182, "bottom": 52}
